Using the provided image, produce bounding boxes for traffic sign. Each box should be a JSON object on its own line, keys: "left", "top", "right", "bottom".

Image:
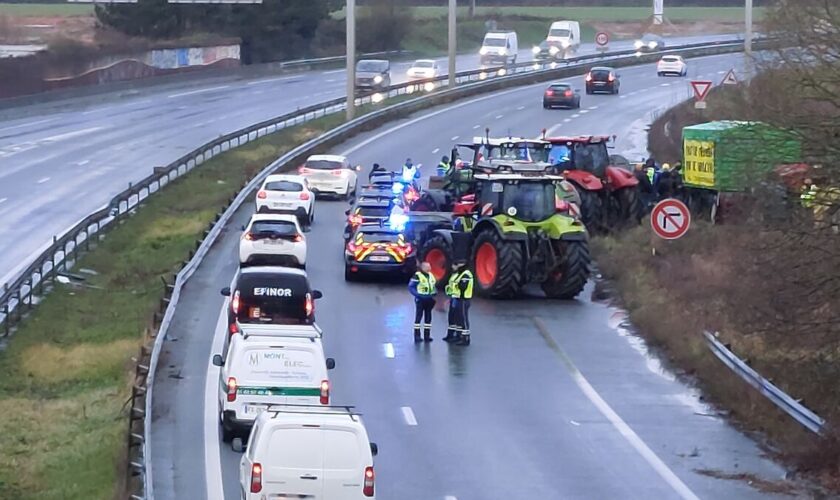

{"left": 651, "top": 199, "right": 691, "bottom": 240}
{"left": 721, "top": 69, "right": 738, "bottom": 85}
{"left": 691, "top": 80, "right": 713, "bottom": 101}
{"left": 595, "top": 32, "right": 610, "bottom": 47}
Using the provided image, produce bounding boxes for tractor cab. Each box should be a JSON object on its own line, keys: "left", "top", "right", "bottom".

{"left": 545, "top": 135, "right": 614, "bottom": 178}
{"left": 466, "top": 136, "right": 554, "bottom": 172}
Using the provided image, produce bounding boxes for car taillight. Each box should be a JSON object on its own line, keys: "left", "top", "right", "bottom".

{"left": 331, "top": 169, "right": 344, "bottom": 176}
{"left": 298, "top": 166, "right": 311, "bottom": 174}
{"left": 231, "top": 290, "right": 241, "bottom": 314}
{"left": 294, "top": 234, "right": 303, "bottom": 242}
{"left": 227, "top": 377, "right": 238, "bottom": 402}
{"left": 229, "top": 323, "right": 239, "bottom": 335}
{"left": 300, "top": 192, "right": 311, "bottom": 201}
{"left": 305, "top": 293, "right": 314, "bottom": 317}
{"left": 363, "top": 466, "right": 375, "bottom": 497}
{"left": 556, "top": 199, "right": 570, "bottom": 212}
{"left": 257, "top": 191, "right": 267, "bottom": 199}
{"left": 545, "top": 89, "right": 554, "bottom": 96}
{"left": 250, "top": 463, "right": 262, "bottom": 493}
{"left": 243, "top": 232, "right": 254, "bottom": 241}
{"left": 608, "top": 74, "right": 615, "bottom": 82}
{"left": 564, "top": 90, "right": 573, "bottom": 97}
{"left": 347, "top": 241, "right": 357, "bottom": 253}
{"left": 585, "top": 74, "right": 592, "bottom": 82}
{"left": 320, "top": 380, "right": 330, "bottom": 405}
{"left": 349, "top": 214, "right": 363, "bottom": 226}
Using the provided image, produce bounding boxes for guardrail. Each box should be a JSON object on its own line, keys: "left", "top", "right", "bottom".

{"left": 0, "top": 37, "right": 773, "bottom": 499}
{"left": 703, "top": 331, "right": 826, "bottom": 434}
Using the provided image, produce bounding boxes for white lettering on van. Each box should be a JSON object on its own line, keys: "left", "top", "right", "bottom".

{"left": 253, "top": 287, "right": 293, "bottom": 297}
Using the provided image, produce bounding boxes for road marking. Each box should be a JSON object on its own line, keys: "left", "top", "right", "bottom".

{"left": 383, "top": 343, "right": 395, "bottom": 359}
{"left": 325, "top": 78, "right": 337, "bottom": 83}
{"left": 473, "top": 124, "right": 481, "bottom": 129}
{"left": 445, "top": 496, "right": 458, "bottom": 500}
{"left": 587, "top": 105, "right": 599, "bottom": 110}
{"left": 36, "top": 177, "right": 50, "bottom": 184}
{"left": 570, "top": 420, "right": 581, "bottom": 426}
{"left": 563, "top": 118, "right": 572, "bottom": 123}
{"left": 322, "top": 69, "right": 344, "bottom": 75}
{"left": 571, "top": 114, "right": 580, "bottom": 118}
{"left": 204, "top": 299, "right": 230, "bottom": 500}
{"left": 42, "top": 126, "right": 105, "bottom": 144}
{"left": 450, "top": 135, "right": 459, "bottom": 141}
{"left": 168, "top": 85, "right": 230, "bottom": 99}
{"left": 0, "top": 117, "right": 56, "bottom": 133}
{"left": 532, "top": 318, "right": 700, "bottom": 500}
{"left": 717, "top": 70, "right": 726, "bottom": 74}
{"left": 247, "top": 76, "right": 297, "bottom": 85}
{"left": 401, "top": 406, "right": 418, "bottom": 426}
{"left": 516, "top": 106, "right": 525, "bottom": 111}
{"left": 77, "top": 160, "right": 90, "bottom": 166}
{"left": 620, "top": 95, "right": 627, "bottom": 99}
{"left": 495, "top": 114, "right": 504, "bottom": 119}
{"left": 432, "top": 148, "right": 440, "bottom": 154}
{"left": 579, "top": 109, "right": 589, "bottom": 114}
{"left": 660, "top": 83, "right": 671, "bottom": 87}
{"left": 0, "top": 198, "right": 7, "bottom": 204}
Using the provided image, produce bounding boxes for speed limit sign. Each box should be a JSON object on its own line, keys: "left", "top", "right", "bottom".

{"left": 595, "top": 32, "right": 609, "bottom": 47}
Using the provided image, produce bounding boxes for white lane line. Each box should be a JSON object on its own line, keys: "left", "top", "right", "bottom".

{"left": 495, "top": 114, "right": 504, "bottom": 119}
{"left": 383, "top": 343, "right": 395, "bottom": 359}
{"left": 445, "top": 496, "right": 458, "bottom": 500}
{"left": 660, "top": 83, "right": 671, "bottom": 87}
{"left": 473, "top": 124, "right": 481, "bottom": 129}
{"left": 42, "top": 126, "right": 105, "bottom": 144}
{"left": 571, "top": 114, "right": 580, "bottom": 118}
{"left": 168, "top": 85, "right": 230, "bottom": 99}
{"left": 247, "top": 76, "right": 296, "bottom": 85}
{"left": 401, "top": 406, "right": 418, "bottom": 426}
{"left": 533, "top": 318, "right": 700, "bottom": 500}
{"left": 570, "top": 420, "right": 581, "bottom": 426}
{"left": 619, "top": 95, "right": 627, "bottom": 99}
{"left": 36, "top": 177, "right": 50, "bottom": 184}
{"left": 322, "top": 69, "right": 344, "bottom": 75}
{"left": 587, "top": 105, "right": 599, "bottom": 110}
{"left": 450, "top": 135, "right": 459, "bottom": 141}
{"left": 432, "top": 148, "right": 440, "bottom": 154}
{"left": 77, "top": 160, "right": 90, "bottom": 166}
{"left": 563, "top": 118, "right": 572, "bottom": 123}
{"left": 325, "top": 78, "right": 337, "bottom": 83}
{"left": 0, "top": 117, "right": 56, "bottom": 133}
{"left": 0, "top": 197, "right": 7, "bottom": 204}
{"left": 579, "top": 110, "right": 589, "bottom": 114}
{"left": 717, "top": 70, "right": 726, "bottom": 74}
{"left": 204, "top": 297, "right": 230, "bottom": 500}
{"left": 516, "top": 106, "right": 525, "bottom": 111}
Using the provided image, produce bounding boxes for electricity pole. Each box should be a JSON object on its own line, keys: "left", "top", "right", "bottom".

{"left": 346, "top": 0, "right": 356, "bottom": 121}
{"left": 448, "top": 0, "right": 456, "bottom": 89}
{"left": 745, "top": 0, "right": 753, "bottom": 55}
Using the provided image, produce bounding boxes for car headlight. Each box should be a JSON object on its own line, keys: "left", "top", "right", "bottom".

{"left": 499, "top": 48, "right": 507, "bottom": 55}
{"left": 373, "top": 75, "right": 384, "bottom": 84}
{"left": 549, "top": 46, "right": 560, "bottom": 55}
{"left": 634, "top": 40, "right": 644, "bottom": 49}
{"left": 648, "top": 41, "right": 658, "bottom": 49}
{"left": 532, "top": 46, "right": 541, "bottom": 54}
{"left": 560, "top": 40, "right": 570, "bottom": 48}
{"left": 480, "top": 47, "right": 489, "bottom": 55}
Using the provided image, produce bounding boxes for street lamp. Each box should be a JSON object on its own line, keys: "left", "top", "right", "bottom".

{"left": 346, "top": 0, "right": 356, "bottom": 120}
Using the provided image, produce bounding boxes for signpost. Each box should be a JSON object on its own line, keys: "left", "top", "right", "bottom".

{"left": 721, "top": 69, "right": 738, "bottom": 85}
{"left": 595, "top": 32, "right": 610, "bottom": 52}
{"left": 651, "top": 199, "right": 691, "bottom": 240}
{"left": 691, "top": 80, "right": 712, "bottom": 109}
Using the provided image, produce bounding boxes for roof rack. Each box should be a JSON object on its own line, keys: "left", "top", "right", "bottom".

{"left": 238, "top": 322, "right": 323, "bottom": 339}
{"left": 266, "top": 404, "right": 362, "bottom": 421}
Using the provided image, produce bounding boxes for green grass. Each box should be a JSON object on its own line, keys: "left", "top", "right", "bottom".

{"left": 0, "top": 3, "right": 93, "bottom": 16}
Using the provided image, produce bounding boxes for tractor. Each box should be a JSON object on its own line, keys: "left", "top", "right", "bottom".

{"left": 544, "top": 135, "right": 642, "bottom": 233}
{"left": 407, "top": 138, "right": 591, "bottom": 299}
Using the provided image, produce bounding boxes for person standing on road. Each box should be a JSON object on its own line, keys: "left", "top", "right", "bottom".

{"left": 443, "top": 264, "right": 462, "bottom": 343}
{"left": 368, "top": 162, "right": 387, "bottom": 182}
{"left": 436, "top": 156, "right": 451, "bottom": 177}
{"left": 451, "top": 261, "right": 474, "bottom": 346}
{"left": 408, "top": 261, "right": 437, "bottom": 343}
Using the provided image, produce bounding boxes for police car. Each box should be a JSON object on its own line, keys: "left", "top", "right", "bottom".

{"left": 343, "top": 198, "right": 393, "bottom": 241}
{"left": 255, "top": 174, "right": 315, "bottom": 228}
{"left": 212, "top": 326, "right": 335, "bottom": 442}
{"left": 221, "top": 267, "right": 322, "bottom": 353}
{"left": 239, "top": 214, "right": 306, "bottom": 268}
{"left": 344, "top": 223, "right": 416, "bottom": 281}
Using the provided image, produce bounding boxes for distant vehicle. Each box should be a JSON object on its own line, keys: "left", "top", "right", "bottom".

{"left": 657, "top": 55, "right": 687, "bottom": 76}
{"left": 634, "top": 33, "right": 666, "bottom": 52}
{"left": 298, "top": 154, "right": 360, "bottom": 200}
{"left": 239, "top": 214, "right": 306, "bottom": 268}
{"left": 546, "top": 20, "right": 581, "bottom": 55}
{"left": 343, "top": 198, "right": 393, "bottom": 241}
{"left": 542, "top": 82, "right": 581, "bottom": 109}
{"left": 355, "top": 59, "right": 391, "bottom": 91}
{"left": 240, "top": 406, "right": 378, "bottom": 499}
{"left": 344, "top": 222, "right": 416, "bottom": 281}
{"left": 406, "top": 59, "right": 440, "bottom": 80}
{"left": 585, "top": 66, "right": 620, "bottom": 94}
{"left": 479, "top": 30, "right": 518, "bottom": 66}
{"left": 255, "top": 174, "right": 314, "bottom": 227}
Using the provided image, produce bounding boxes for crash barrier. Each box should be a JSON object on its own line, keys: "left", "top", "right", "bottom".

{"left": 0, "top": 37, "right": 773, "bottom": 499}
{"left": 703, "top": 331, "right": 826, "bottom": 435}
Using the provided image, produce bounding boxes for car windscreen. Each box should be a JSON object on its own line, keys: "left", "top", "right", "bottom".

{"left": 573, "top": 143, "right": 610, "bottom": 178}
{"left": 358, "top": 206, "right": 390, "bottom": 218}
{"left": 549, "top": 29, "right": 571, "bottom": 37}
{"left": 234, "top": 347, "right": 317, "bottom": 385}
{"left": 235, "top": 272, "right": 312, "bottom": 325}
{"left": 249, "top": 220, "right": 298, "bottom": 237}
{"left": 483, "top": 37, "right": 507, "bottom": 47}
{"left": 265, "top": 180, "right": 303, "bottom": 192}
{"left": 305, "top": 159, "right": 342, "bottom": 170}
{"left": 661, "top": 56, "right": 680, "bottom": 62}
{"left": 413, "top": 61, "right": 435, "bottom": 68}
{"left": 357, "top": 61, "right": 387, "bottom": 72}
{"left": 360, "top": 231, "right": 400, "bottom": 243}
{"left": 503, "top": 182, "right": 556, "bottom": 222}
{"left": 550, "top": 84, "right": 571, "bottom": 91}
{"left": 590, "top": 69, "right": 612, "bottom": 80}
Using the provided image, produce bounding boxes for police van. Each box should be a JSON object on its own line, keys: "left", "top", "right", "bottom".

{"left": 212, "top": 328, "right": 336, "bottom": 442}
{"left": 240, "top": 406, "right": 378, "bottom": 499}
{"left": 221, "top": 266, "right": 322, "bottom": 353}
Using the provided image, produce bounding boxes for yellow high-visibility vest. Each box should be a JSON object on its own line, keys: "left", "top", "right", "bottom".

{"left": 414, "top": 272, "right": 436, "bottom": 296}
{"left": 452, "top": 270, "right": 474, "bottom": 299}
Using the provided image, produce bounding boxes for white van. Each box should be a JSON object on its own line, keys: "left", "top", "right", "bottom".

{"left": 240, "top": 406, "right": 378, "bottom": 499}
{"left": 547, "top": 21, "right": 581, "bottom": 55}
{"left": 213, "top": 328, "right": 335, "bottom": 442}
{"left": 479, "top": 30, "right": 518, "bottom": 66}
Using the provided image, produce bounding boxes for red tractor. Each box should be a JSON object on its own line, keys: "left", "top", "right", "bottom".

{"left": 545, "top": 135, "right": 642, "bottom": 232}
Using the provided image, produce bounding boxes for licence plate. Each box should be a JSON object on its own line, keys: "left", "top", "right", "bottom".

{"left": 264, "top": 239, "right": 285, "bottom": 245}
{"left": 369, "top": 256, "right": 390, "bottom": 262}
{"left": 243, "top": 405, "right": 267, "bottom": 416}
{"left": 272, "top": 202, "right": 291, "bottom": 208}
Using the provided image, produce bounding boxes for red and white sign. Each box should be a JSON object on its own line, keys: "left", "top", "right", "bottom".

{"left": 691, "top": 80, "right": 713, "bottom": 101}
{"left": 651, "top": 199, "right": 691, "bottom": 240}
{"left": 595, "top": 32, "right": 610, "bottom": 47}
{"left": 721, "top": 69, "right": 738, "bottom": 85}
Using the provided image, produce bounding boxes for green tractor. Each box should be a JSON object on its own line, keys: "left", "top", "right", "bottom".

{"left": 411, "top": 139, "right": 591, "bottom": 299}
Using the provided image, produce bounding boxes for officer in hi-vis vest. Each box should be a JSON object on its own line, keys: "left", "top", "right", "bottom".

{"left": 447, "top": 261, "right": 474, "bottom": 346}
{"left": 443, "top": 263, "right": 462, "bottom": 343}
{"left": 408, "top": 261, "right": 437, "bottom": 342}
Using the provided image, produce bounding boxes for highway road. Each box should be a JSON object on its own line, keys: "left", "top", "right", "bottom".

{"left": 0, "top": 34, "right": 739, "bottom": 289}
{"left": 150, "top": 51, "right": 795, "bottom": 500}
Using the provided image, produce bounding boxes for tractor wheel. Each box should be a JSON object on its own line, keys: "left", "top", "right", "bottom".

{"left": 613, "top": 186, "right": 643, "bottom": 229}
{"left": 419, "top": 234, "right": 453, "bottom": 284}
{"left": 541, "top": 240, "right": 591, "bottom": 299}
{"left": 472, "top": 230, "right": 524, "bottom": 298}
{"left": 576, "top": 188, "right": 604, "bottom": 234}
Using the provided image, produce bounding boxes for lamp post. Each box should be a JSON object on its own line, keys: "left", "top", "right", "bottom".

{"left": 346, "top": 0, "right": 356, "bottom": 121}
{"left": 745, "top": 0, "right": 753, "bottom": 55}
{"left": 448, "top": 0, "right": 456, "bottom": 88}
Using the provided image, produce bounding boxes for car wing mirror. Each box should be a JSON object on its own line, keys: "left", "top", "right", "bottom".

{"left": 344, "top": 209, "right": 351, "bottom": 215}
{"left": 241, "top": 224, "right": 246, "bottom": 231}
{"left": 326, "top": 358, "right": 336, "bottom": 370}
{"left": 370, "top": 442, "right": 379, "bottom": 456}
{"left": 212, "top": 354, "right": 224, "bottom": 367}
{"left": 220, "top": 287, "right": 231, "bottom": 296}
{"left": 355, "top": 165, "right": 362, "bottom": 171}
{"left": 312, "top": 289, "right": 324, "bottom": 299}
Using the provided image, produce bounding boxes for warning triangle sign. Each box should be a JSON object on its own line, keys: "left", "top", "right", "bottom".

{"left": 691, "top": 80, "right": 713, "bottom": 101}
{"left": 721, "top": 69, "right": 738, "bottom": 85}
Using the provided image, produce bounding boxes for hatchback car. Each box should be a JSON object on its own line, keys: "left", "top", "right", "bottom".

{"left": 298, "top": 154, "right": 360, "bottom": 200}
{"left": 657, "top": 55, "right": 687, "bottom": 76}
{"left": 585, "top": 67, "right": 620, "bottom": 94}
{"left": 542, "top": 82, "right": 581, "bottom": 109}
{"left": 239, "top": 214, "right": 306, "bottom": 268}
{"left": 255, "top": 174, "right": 314, "bottom": 227}
{"left": 406, "top": 59, "right": 440, "bottom": 80}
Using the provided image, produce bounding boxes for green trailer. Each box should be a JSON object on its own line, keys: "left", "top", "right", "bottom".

{"left": 681, "top": 121, "right": 802, "bottom": 220}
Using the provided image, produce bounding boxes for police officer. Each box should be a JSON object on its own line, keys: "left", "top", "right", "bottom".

{"left": 408, "top": 261, "right": 436, "bottom": 342}
{"left": 436, "top": 156, "right": 451, "bottom": 177}
{"left": 451, "top": 261, "right": 474, "bottom": 346}
{"left": 443, "top": 264, "right": 462, "bottom": 343}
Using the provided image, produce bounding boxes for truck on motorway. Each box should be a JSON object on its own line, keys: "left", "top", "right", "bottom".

{"left": 681, "top": 120, "right": 802, "bottom": 221}
{"left": 547, "top": 21, "right": 581, "bottom": 57}
{"left": 479, "top": 31, "right": 518, "bottom": 66}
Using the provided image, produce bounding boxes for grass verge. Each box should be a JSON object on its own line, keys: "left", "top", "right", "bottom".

{"left": 0, "top": 3, "right": 93, "bottom": 17}
{"left": 0, "top": 101, "right": 391, "bottom": 498}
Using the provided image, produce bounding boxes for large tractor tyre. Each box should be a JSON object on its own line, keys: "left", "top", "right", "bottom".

{"left": 576, "top": 188, "right": 605, "bottom": 234}
{"left": 613, "top": 186, "right": 643, "bottom": 229}
{"left": 419, "top": 234, "right": 454, "bottom": 285}
{"left": 541, "top": 240, "right": 591, "bottom": 300}
{"left": 472, "top": 230, "right": 525, "bottom": 298}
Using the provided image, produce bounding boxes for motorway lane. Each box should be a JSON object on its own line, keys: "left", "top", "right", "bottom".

{"left": 0, "top": 34, "right": 740, "bottom": 287}
{"left": 150, "top": 51, "right": 792, "bottom": 500}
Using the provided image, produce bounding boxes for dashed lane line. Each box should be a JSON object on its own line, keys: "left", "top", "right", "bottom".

{"left": 167, "top": 85, "right": 230, "bottom": 99}
{"left": 383, "top": 343, "right": 395, "bottom": 359}
{"left": 432, "top": 148, "right": 440, "bottom": 154}
{"left": 36, "top": 177, "right": 50, "bottom": 184}
{"left": 401, "top": 406, "right": 418, "bottom": 426}
{"left": 450, "top": 135, "right": 459, "bottom": 141}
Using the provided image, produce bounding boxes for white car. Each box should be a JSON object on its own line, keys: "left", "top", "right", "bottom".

{"left": 298, "top": 154, "right": 360, "bottom": 199}
{"left": 406, "top": 59, "right": 440, "bottom": 80}
{"left": 212, "top": 327, "right": 335, "bottom": 443}
{"left": 657, "top": 55, "right": 687, "bottom": 76}
{"left": 239, "top": 214, "right": 306, "bottom": 268}
{"left": 255, "top": 174, "right": 314, "bottom": 226}
{"left": 240, "top": 406, "right": 378, "bottom": 499}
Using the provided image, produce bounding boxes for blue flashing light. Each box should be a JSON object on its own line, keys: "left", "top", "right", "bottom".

{"left": 389, "top": 212, "right": 409, "bottom": 231}
{"left": 401, "top": 168, "right": 416, "bottom": 183}
{"left": 392, "top": 182, "right": 405, "bottom": 194}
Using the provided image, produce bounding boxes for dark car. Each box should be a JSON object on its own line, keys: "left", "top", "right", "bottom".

{"left": 219, "top": 266, "right": 323, "bottom": 354}
{"left": 585, "top": 67, "right": 620, "bottom": 95}
{"left": 343, "top": 198, "right": 393, "bottom": 240}
{"left": 543, "top": 82, "right": 581, "bottom": 109}
{"left": 634, "top": 33, "right": 666, "bottom": 53}
{"left": 355, "top": 59, "right": 391, "bottom": 91}
{"left": 532, "top": 40, "right": 565, "bottom": 62}
{"left": 344, "top": 223, "right": 416, "bottom": 281}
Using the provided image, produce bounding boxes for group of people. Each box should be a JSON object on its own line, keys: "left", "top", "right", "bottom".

{"left": 408, "top": 261, "right": 474, "bottom": 346}
{"left": 634, "top": 157, "right": 685, "bottom": 208}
